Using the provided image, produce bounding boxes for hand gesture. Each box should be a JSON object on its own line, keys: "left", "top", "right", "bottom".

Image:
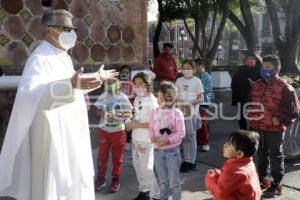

{"left": 156, "top": 136, "right": 170, "bottom": 147}
{"left": 71, "top": 67, "right": 102, "bottom": 90}
{"left": 97, "top": 65, "right": 119, "bottom": 81}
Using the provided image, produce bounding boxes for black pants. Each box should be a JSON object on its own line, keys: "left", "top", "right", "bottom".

{"left": 256, "top": 130, "right": 285, "bottom": 183}
{"left": 238, "top": 102, "right": 248, "bottom": 130}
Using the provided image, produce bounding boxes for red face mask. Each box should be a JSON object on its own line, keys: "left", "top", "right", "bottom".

{"left": 163, "top": 50, "right": 171, "bottom": 57}
{"left": 244, "top": 57, "right": 256, "bottom": 67}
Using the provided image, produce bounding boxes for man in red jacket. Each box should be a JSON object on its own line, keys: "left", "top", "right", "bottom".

{"left": 153, "top": 43, "right": 178, "bottom": 83}
{"left": 247, "top": 55, "right": 300, "bottom": 198}
{"left": 205, "top": 130, "right": 261, "bottom": 200}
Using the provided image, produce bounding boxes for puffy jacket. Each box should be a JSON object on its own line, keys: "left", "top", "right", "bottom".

{"left": 248, "top": 77, "right": 300, "bottom": 132}
{"left": 205, "top": 157, "right": 261, "bottom": 200}
{"left": 153, "top": 54, "right": 178, "bottom": 82}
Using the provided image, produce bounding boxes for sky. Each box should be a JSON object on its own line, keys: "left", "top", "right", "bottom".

{"left": 147, "top": 0, "right": 158, "bottom": 22}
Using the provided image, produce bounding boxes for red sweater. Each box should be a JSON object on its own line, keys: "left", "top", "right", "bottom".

{"left": 153, "top": 54, "right": 178, "bottom": 82}
{"left": 205, "top": 157, "right": 261, "bottom": 200}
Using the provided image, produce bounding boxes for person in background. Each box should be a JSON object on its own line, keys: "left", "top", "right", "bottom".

{"left": 194, "top": 58, "right": 212, "bottom": 152}
{"left": 176, "top": 59, "right": 204, "bottom": 172}
{"left": 94, "top": 79, "right": 132, "bottom": 193}
{"left": 126, "top": 72, "right": 160, "bottom": 200}
{"left": 148, "top": 59, "right": 154, "bottom": 71}
{"left": 118, "top": 65, "right": 134, "bottom": 151}
{"left": 153, "top": 43, "right": 178, "bottom": 83}
{"left": 231, "top": 53, "right": 261, "bottom": 130}
{"left": 248, "top": 54, "right": 300, "bottom": 198}
{"left": 205, "top": 130, "right": 261, "bottom": 200}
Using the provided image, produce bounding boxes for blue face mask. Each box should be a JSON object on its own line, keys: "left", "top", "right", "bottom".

{"left": 260, "top": 68, "right": 276, "bottom": 79}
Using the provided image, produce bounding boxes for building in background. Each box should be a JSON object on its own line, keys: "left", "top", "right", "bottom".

{"left": 148, "top": 9, "right": 300, "bottom": 65}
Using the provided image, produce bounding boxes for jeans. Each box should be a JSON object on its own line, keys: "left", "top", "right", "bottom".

{"left": 154, "top": 147, "right": 181, "bottom": 200}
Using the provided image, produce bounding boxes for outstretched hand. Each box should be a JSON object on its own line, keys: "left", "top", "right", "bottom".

{"left": 71, "top": 67, "right": 102, "bottom": 90}
{"left": 97, "top": 65, "right": 119, "bottom": 81}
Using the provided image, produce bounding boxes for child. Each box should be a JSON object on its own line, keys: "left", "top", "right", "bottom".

{"left": 205, "top": 130, "right": 262, "bottom": 200}
{"left": 118, "top": 65, "right": 134, "bottom": 151}
{"left": 149, "top": 81, "right": 185, "bottom": 200}
{"left": 194, "top": 58, "right": 212, "bottom": 152}
{"left": 126, "top": 72, "right": 160, "bottom": 200}
{"left": 94, "top": 79, "right": 132, "bottom": 193}
{"left": 175, "top": 59, "right": 204, "bottom": 172}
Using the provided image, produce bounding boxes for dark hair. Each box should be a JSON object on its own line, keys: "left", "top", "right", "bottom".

{"left": 243, "top": 53, "right": 262, "bottom": 66}
{"left": 157, "top": 81, "right": 178, "bottom": 105}
{"left": 133, "top": 72, "right": 153, "bottom": 93}
{"left": 194, "top": 58, "right": 204, "bottom": 66}
{"left": 163, "top": 43, "right": 174, "bottom": 49}
{"left": 119, "top": 65, "right": 131, "bottom": 73}
{"left": 181, "top": 59, "right": 195, "bottom": 69}
{"left": 262, "top": 54, "right": 280, "bottom": 69}
{"left": 229, "top": 130, "right": 260, "bottom": 157}
{"left": 42, "top": 9, "right": 73, "bottom": 26}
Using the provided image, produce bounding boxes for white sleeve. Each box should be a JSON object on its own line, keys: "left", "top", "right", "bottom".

{"left": 195, "top": 78, "right": 204, "bottom": 94}
{"left": 38, "top": 79, "right": 75, "bottom": 111}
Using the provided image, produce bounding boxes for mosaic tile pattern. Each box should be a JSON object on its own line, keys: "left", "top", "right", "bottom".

{"left": 84, "top": 37, "right": 94, "bottom": 48}
{"left": 0, "top": 34, "right": 10, "bottom": 46}
{"left": 0, "top": 0, "right": 147, "bottom": 67}
{"left": 20, "top": 9, "right": 33, "bottom": 21}
{"left": 0, "top": 7, "right": 7, "bottom": 24}
{"left": 1, "top": 0, "right": 23, "bottom": 14}
{"left": 21, "top": 34, "right": 34, "bottom": 47}
{"left": 84, "top": 15, "right": 93, "bottom": 26}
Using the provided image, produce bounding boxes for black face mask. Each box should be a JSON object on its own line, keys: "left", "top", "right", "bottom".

{"left": 159, "top": 128, "right": 172, "bottom": 135}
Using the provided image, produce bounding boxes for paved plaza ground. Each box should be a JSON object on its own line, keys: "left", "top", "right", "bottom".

{"left": 1, "top": 91, "right": 299, "bottom": 200}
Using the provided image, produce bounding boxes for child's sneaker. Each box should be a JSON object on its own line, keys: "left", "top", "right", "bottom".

{"left": 95, "top": 177, "right": 106, "bottom": 191}
{"left": 263, "top": 182, "right": 282, "bottom": 198}
{"left": 200, "top": 145, "right": 210, "bottom": 152}
{"left": 110, "top": 178, "right": 120, "bottom": 193}
{"left": 134, "top": 191, "right": 150, "bottom": 200}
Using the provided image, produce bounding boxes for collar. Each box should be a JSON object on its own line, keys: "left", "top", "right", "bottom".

{"left": 224, "top": 157, "right": 252, "bottom": 165}
{"left": 43, "top": 40, "right": 67, "bottom": 55}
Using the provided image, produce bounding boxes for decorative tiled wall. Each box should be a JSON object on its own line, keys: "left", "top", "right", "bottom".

{"left": 0, "top": 0, "right": 148, "bottom": 151}
{"left": 0, "top": 0, "right": 148, "bottom": 72}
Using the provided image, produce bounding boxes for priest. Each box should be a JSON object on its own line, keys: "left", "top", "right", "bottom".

{"left": 0, "top": 9, "right": 118, "bottom": 200}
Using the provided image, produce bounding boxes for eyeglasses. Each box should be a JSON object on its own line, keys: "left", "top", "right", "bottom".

{"left": 48, "top": 25, "right": 78, "bottom": 32}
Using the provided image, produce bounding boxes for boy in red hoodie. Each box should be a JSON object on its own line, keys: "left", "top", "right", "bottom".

{"left": 205, "top": 130, "right": 261, "bottom": 200}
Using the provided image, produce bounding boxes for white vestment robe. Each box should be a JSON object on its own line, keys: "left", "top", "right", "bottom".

{"left": 0, "top": 41, "right": 95, "bottom": 200}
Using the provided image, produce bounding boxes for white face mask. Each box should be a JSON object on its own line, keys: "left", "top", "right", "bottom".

{"left": 51, "top": 28, "right": 77, "bottom": 50}
{"left": 182, "top": 70, "right": 193, "bottom": 78}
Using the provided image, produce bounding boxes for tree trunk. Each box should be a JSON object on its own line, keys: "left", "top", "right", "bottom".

{"left": 228, "top": 0, "right": 257, "bottom": 54}
{"left": 153, "top": 17, "right": 163, "bottom": 58}
{"left": 153, "top": 0, "right": 164, "bottom": 58}
{"left": 278, "top": 41, "right": 299, "bottom": 73}
{"left": 265, "top": 0, "right": 300, "bottom": 73}
{"left": 205, "top": 0, "right": 229, "bottom": 72}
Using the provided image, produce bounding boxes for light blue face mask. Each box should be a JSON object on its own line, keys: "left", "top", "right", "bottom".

{"left": 260, "top": 68, "right": 276, "bottom": 79}
{"left": 107, "top": 83, "right": 117, "bottom": 94}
